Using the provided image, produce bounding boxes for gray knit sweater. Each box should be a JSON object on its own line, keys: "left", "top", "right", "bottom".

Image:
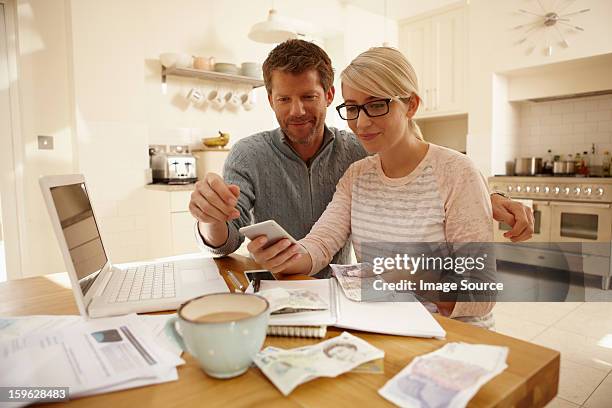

{"left": 195, "top": 126, "right": 367, "bottom": 275}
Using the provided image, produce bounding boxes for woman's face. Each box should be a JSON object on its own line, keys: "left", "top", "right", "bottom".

{"left": 341, "top": 84, "right": 416, "bottom": 154}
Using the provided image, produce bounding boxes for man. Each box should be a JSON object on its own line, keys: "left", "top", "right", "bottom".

{"left": 189, "top": 40, "right": 533, "bottom": 276}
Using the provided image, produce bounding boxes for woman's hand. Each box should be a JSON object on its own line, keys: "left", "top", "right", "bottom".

{"left": 247, "top": 236, "right": 312, "bottom": 275}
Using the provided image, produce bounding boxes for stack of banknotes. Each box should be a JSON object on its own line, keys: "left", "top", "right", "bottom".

{"left": 379, "top": 342, "right": 508, "bottom": 408}
{"left": 253, "top": 332, "right": 384, "bottom": 395}
{"left": 257, "top": 287, "right": 329, "bottom": 314}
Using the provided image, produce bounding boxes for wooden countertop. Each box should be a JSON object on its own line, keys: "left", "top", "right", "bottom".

{"left": 0, "top": 254, "right": 560, "bottom": 407}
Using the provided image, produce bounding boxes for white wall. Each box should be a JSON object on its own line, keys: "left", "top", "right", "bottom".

{"left": 417, "top": 116, "right": 467, "bottom": 152}
{"left": 466, "top": 0, "right": 612, "bottom": 176}
{"left": 16, "top": 0, "right": 75, "bottom": 277}
{"left": 14, "top": 0, "right": 398, "bottom": 276}
{"left": 516, "top": 94, "right": 612, "bottom": 158}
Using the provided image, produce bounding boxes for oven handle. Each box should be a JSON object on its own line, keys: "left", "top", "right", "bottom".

{"left": 549, "top": 202, "right": 611, "bottom": 209}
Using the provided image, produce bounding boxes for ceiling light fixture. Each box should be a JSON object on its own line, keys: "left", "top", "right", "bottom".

{"left": 248, "top": 8, "right": 298, "bottom": 44}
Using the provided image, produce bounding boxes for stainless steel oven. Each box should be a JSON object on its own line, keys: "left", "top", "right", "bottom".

{"left": 489, "top": 176, "right": 612, "bottom": 290}
{"left": 493, "top": 199, "right": 551, "bottom": 242}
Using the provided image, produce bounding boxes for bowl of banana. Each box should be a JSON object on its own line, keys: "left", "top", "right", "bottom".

{"left": 202, "top": 131, "right": 230, "bottom": 148}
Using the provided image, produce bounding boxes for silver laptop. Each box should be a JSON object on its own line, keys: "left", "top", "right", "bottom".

{"left": 40, "top": 174, "right": 229, "bottom": 318}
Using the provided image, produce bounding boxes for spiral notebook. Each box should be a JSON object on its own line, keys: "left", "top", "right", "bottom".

{"left": 258, "top": 279, "right": 446, "bottom": 339}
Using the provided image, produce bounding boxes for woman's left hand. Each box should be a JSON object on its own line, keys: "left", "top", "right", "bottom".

{"left": 491, "top": 194, "right": 534, "bottom": 242}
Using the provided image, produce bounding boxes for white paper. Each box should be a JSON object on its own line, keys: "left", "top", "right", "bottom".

{"left": 0, "top": 314, "right": 183, "bottom": 400}
{"left": 259, "top": 279, "right": 446, "bottom": 338}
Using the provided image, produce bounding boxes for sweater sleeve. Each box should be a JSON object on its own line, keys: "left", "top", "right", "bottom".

{"left": 299, "top": 162, "right": 360, "bottom": 275}
{"left": 195, "top": 140, "right": 256, "bottom": 256}
{"left": 434, "top": 148, "right": 495, "bottom": 319}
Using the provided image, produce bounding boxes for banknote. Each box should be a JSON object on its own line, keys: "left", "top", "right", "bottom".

{"left": 378, "top": 342, "right": 508, "bottom": 408}
{"left": 257, "top": 287, "right": 329, "bottom": 314}
{"left": 254, "top": 332, "right": 384, "bottom": 396}
{"left": 331, "top": 263, "right": 414, "bottom": 302}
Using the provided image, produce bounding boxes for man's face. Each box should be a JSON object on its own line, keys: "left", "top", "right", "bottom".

{"left": 268, "top": 69, "right": 334, "bottom": 147}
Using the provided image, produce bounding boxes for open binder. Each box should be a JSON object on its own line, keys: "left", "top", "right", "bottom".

{"left": 259, "top": 279, "right": 446, "bottom": 339}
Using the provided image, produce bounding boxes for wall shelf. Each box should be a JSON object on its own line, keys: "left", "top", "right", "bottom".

{"left": 161, "top": 66, "right": 264, "bottom": 89}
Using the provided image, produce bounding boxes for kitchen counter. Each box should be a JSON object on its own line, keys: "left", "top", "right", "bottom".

{"left": 145, "top": 183, "right": 196, "bottom": 192}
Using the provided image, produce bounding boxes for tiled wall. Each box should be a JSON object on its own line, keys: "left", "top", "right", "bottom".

{"left": 517, "top": 94, "right": 612, "bottom": 159}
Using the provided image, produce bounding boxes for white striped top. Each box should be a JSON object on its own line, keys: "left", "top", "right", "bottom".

{"left": 300, "top": 143, "right": 495, "bottom": 327}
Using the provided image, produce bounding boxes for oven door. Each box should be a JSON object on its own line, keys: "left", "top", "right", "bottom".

{"left": 550, "top": 202, "right": 612, "bottom": 243}
{"left": 493, "top": 200, "right": 551, "bottom": 242}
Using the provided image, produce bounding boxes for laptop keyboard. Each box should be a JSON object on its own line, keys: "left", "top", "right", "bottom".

{"left": 106, "top": 263, "right": 176, "bottom": 303}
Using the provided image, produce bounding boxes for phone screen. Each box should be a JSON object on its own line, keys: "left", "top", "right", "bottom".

{"left": 245, "top": 270, "right": 276, "bottom": 292}
{"left": 245, "top": 270, "right": 277, "bottom": 283}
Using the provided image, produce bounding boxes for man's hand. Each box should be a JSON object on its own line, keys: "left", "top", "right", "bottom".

{"left": 190, "top": 173, "right": 240, "bottom": 247}
{"left": 190, "top": 173, "right": 240, "bottom": 224}
{"left": 491, "top": 194, "right": 534, "bottom": 242}
{"left": 247, "top": 236, "right": 310, "bottom": 275}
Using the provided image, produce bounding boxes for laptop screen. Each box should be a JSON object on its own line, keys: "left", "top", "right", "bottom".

{"left": 50, "top": 182, "right": 107, "bottom": 297}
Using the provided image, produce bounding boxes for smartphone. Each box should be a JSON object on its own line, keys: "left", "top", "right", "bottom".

{"left": 244, "top": 269, "right": 277, "bottom": 292}
{"left": 239, "top": 220, "right": 298, "bottom": 247}
{"left": 244, "top": 269, "right": 277, "bottom": 283}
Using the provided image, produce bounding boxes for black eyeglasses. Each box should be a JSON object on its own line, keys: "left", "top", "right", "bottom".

{"left": 336, "top": 98, "right": 393, "bottom": 120}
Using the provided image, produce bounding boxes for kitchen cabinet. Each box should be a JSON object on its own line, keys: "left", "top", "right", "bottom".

{"left": 399, "top": 6, "right": 466, "bottom": 118}
{"left": 144, "top": 149, "right": 230, "bottom": 258}
{"left": 193, "top": 148, "right": 230, "bottom": 180}
{"left": 145, "top": 188, "right": 199, "bottom": 257}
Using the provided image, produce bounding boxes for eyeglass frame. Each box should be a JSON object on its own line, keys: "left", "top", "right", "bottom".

{"left": 335, "top": 97, "right": 402, "bottom": 121}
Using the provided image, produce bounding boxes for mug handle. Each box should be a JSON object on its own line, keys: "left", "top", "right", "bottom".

{"left": 164, "top": 315, "right": 188, "bottom": 354}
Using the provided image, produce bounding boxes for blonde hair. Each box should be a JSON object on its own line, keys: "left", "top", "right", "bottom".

{"left": 340, "top": 47, "right": 424, "bottom": 140}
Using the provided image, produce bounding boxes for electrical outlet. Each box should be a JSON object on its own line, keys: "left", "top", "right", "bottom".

{"left": 38, "top": 135, "right": 54, "bottom": 150}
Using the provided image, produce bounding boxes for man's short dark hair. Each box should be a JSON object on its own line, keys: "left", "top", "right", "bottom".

{"left": 262, "top": 39, "right": 334, "bottom": 94}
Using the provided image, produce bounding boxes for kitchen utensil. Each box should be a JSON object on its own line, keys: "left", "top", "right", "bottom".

{"left": 193, "top": 56, "right": 214, "bottom": 70}
{"left": 240, "top": 90, "right": 256, "bottom": 111}
{"left": 553, "top": 161, "right": 565, "bottom": 175}
{"left": 214, "top": 62, "right": 240, "bottom": 75}
{"left": 240, "top": 62, "right": 263, "bottom": 78}
{"left": 187, "top": 88, "right": 204, "bottom": 105}
{"left": 223, "top": 90, "right": 240, "bottom": 107}
{"left": 553, "top": 160, "right": 575, "bottom": 175}
{"left": 207, "top": 89, "right": 224, "bottom": 109}
{"left": 175, "top": 54, "right": 193, "bottom": 68}
{"left": 514, "top": 157, "right": 543, "bottom": 176}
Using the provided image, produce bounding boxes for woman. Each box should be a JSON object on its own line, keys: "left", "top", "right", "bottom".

{"left": 248, "top": 47, "right": 494, "bottom": 328}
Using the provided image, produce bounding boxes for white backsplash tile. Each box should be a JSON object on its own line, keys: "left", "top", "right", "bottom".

{"left": 518, "top": 94, "right": 612, "bottom": 158}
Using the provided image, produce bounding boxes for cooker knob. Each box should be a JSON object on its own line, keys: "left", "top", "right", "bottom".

{"left": 525, "top": 186, "right": 531, "bottom": 193}
{"left": 516, "top": 185, "right": 522, "bottom": 193}
{"left": 573, "top": 187, "right": 581, "bottom": 195}
{"left": 584, "top": 187, "right": 592, "bottom": 195}
{"left": 563, "top": 187, "right": 570, "bottom": 195}
{"left": 543, "top": 186, "right": 550, "bottom": 194}
{"left": 553, "top": 186, "right": 560, "bottom": 194}
{"left": 507, "top": 185, "right": 513, "bottom": 192}
{"left": 596, "top": 187, "right": 604, "bottom": 196}
{"left": 534, "top": 186, "right": 540, "bottom": 193}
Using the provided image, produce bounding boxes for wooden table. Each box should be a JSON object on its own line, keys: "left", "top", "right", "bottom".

{"left": 0, "top": 255, "right": 559, "bottom": 407}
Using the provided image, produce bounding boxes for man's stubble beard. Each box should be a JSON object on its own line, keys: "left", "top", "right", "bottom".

{"left": 281, "top": 117, "right": 324, "bottom": 147}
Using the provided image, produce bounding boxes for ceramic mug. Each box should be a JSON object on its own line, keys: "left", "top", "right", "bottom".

{"left": 166, "top": 292, "right": 270, "bottom": 379}
{"left": 187, "top": 88, "right": 204, "bottom": 105}
{"left": 207, "top": 89, "right": 224, "bottom": 109}
{"left": 223, "top": 90, "right": 241, "bottom": 108}
{"left": 193, "top": 56, "right": 214, "bottom": 70}
{"left": 240, "top": 90, "right": 257, "bottom": 111}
